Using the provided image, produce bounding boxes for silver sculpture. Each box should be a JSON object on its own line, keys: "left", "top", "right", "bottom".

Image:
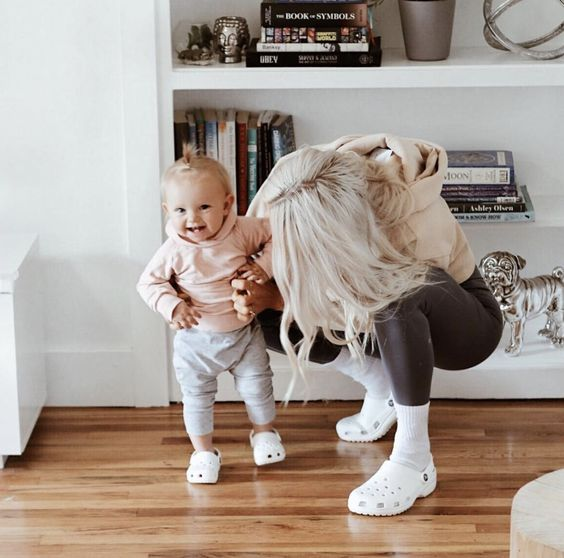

{"left": 483, "top": 0, "right": 564, "bottom": 60}
{"left": 480, "top": 251, "right": 564, "bottom": 356}
{"left": 213, "top": 16, "right": 250, "bottom": 63}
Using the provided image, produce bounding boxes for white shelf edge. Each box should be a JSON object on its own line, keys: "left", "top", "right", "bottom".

{"left": 459, "top": 194, "right": 564, "bottom": 229}
{"left": 170, "top": 47, "right": 564, "bottom": 91}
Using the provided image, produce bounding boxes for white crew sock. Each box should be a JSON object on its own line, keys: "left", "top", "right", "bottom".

{"left": 326, "top": 348, "right": 392, "bottom": 400}
{"left": 390, "top": 402, "right": 432, "bottom": 472}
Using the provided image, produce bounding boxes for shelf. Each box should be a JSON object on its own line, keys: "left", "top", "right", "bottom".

{"left": 171, "top": 47, "right": 564, "bottom": 91}
{"left": 459, "top": 195, "right": 564, "bottom": 229}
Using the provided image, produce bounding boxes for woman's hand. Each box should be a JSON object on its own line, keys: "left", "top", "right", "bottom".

{"left": 231, "top": 278, "right": 284, "bottom": 321}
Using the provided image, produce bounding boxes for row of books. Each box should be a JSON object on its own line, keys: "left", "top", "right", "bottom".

{"left": 173, "top": 109, "right": 296, "bottom": 215}
{"left": 443, "top": 150, "right": 535, "bottom": 223}
{"left": 247, "top": 0, "right": 382, "bottom": 67}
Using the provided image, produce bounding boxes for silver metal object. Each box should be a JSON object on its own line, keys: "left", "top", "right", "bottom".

{"left": 483, "top": 0, "right": 564, "bottom": 60}
{"left": 213, "top": 16, "right": 250, "bottom": 63}
{"left": 480, "top": 251, "right": 564, "bottom": 356}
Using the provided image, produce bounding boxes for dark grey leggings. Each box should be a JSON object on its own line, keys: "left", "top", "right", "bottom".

{"left": 258, "top": 267, "right": 503, "bottom": 406}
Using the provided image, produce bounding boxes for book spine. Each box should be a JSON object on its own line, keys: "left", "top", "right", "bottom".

{"left": 236, "top": 120, "right": 248, "bottom": 215}
{"left": 261, "top": 26, "right": 369, "bottom": 43}
{"left": 247, "top": 128, "right": 258, "bottom": 205}
{"left": 225, "top": 113, "right": 237, "bottom": 207}
{"left": 441, "top": 186, "right": 519, "bottom": 197}
{"left": 261, "top": 2, "right": 368, "bottom": 28}
{"left": 444, "top": 167, "right": 514, "bottom": 185}
{"left": 454, "top": 211, "right": 534, "bottom": 223}
{"left": 261, "top": 120, "right": 271, "bottom": 181}
{"left": 271, "top": 128, "right": 283, "bottom": 165}
{"left": 246, "top": 44, "right": 381, "bottom": 67}
{"left": 447, "top": 200, "right": 527, "bottom": 213}
{"left": 187, "top": 112, "right": 197, "bottom": 151}
{"left": 194, "top": 109, "right": 206, "bottom": 155}
{"left": 269, "top": 0, "right": 363, "bottom": 3}
{"left": 173, "top": 111, "right": 190, "bottom": 161}
{"left": 443, "top": 197, "right": 521, "bottom": 203}
{"left": 204, "top": 120, "right": 218, "bottom": 160}
{"left": 257, "top": 41, "right": 369, "bottom": 52}
{"left": 217, "top": 110, "right": 227, "bottom": 170}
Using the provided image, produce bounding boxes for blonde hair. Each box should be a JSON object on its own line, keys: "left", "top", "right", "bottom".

{"left": 265, "top": 147, "right": 431, "bottom": 399}
{"left": 161, "top": 143, "right": 232, "bottom": 198}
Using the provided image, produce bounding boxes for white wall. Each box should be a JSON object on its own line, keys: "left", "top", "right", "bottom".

{"left": 0, "top": 0, "right": 168, "bottom": 406}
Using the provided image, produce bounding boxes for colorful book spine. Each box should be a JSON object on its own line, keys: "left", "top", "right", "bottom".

{"left": 257, "top": 41, "right": 368, "bottom": 52}
{"left": 445, "top": 150, "right": 515, "bottom": 185}
{"left": 453, "top": 185, "right": 534, "bottom": 222}
{"left": 236, "top": 110, "right": 250, "bottom": 215}
{"left": 260, "top": 26, "right": 369, "bottom": 43}
{"left": 261, "top": 2, "right": 369, "bottom": 28}
{"left": 442, "top": 184, "right": 519, "bottom": 195}
{"left": 246, "top": 37, "right": 381, "bottom": 67}
{"left": 216, "top": 109, "right": 227, "bottom": 170}
{"left": 224, "top": 108, "right": 238, "bottom": 207}
{"left": 271, "top": 114, "right": 296, "bottom": 164}
{"left": 203, "top": 109, "right": 218, "bottom": 161}
{"left": 247, "top": 114, "right": 259, "bottom": 205}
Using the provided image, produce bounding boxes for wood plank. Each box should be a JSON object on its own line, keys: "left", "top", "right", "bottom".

{"left": 1, "top": 401, "right": 564, "bottom": 556}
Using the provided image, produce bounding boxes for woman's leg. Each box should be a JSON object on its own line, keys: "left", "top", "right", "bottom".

{"left": 258, "top": 311, "right": 396, "bottom": 442}
{"left": 347, "top": 267, "right": 502, "bottom": 515}
{"left": 371, "top": 266, "right": 503, "bottom": 406}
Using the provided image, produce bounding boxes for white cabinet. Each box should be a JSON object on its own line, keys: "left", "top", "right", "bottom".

{"left": 0, "top": 234, "right": 46, "bottom": 467}
{"left": 155, "top": 0, "right": 564, "bottom": 400}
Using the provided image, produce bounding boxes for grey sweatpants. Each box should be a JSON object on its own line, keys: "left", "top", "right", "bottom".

{"left": 173, "top": 320, "right": 276, "bottom": 436}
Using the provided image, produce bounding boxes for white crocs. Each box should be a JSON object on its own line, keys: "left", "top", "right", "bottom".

{"left": 186, "top": 449, "right": 221, "bottom": 484}
{"left": 249, "top": 429, "right": 286, "bottom": 466}
{"left": 348, "top": 458, "right": 437, "bottom": 516}
{"left": 336, "top": 396, "right": 397, "bottom": 442}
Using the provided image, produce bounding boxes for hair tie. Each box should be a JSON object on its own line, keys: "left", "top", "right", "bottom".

{"left": 183, "top": 159, "right": 191, "bottom": 169}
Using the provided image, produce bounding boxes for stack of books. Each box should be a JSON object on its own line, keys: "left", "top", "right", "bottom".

{"left": 442, "top": 150, "right": 535, "bottom": 223}
{"left": 174, "top": 108, "right": 296, "bottom": 215}
{"left": 246, "top": 0, "right": 382, "bottom": 68}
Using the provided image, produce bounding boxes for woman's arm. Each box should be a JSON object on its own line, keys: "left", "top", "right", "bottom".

{"left": 231, "top": 277, "right": 284, "bottom": 321}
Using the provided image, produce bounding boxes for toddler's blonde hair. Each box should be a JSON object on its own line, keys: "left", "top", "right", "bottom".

{"left": 265, "top": 146, "right": 431, "bottom": 399}
{"left": 161, "top": 143, "right": 232, "bottom": 198}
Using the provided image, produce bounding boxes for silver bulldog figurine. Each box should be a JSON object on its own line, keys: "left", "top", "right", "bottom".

{"left": 480, "top": 251, "right": 564, "bottom": 356}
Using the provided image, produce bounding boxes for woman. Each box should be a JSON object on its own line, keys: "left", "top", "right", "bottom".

{"left": 232, "top": 134, "right": 503, "bottom": 516}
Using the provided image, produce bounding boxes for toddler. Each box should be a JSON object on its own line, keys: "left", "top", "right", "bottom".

{"left": 137, "top": 145, "right": 285, "bottom": 484}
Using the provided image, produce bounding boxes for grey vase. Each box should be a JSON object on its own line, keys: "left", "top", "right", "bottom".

{"left": 399, "top": 0, "right": 456, "bottom": 61}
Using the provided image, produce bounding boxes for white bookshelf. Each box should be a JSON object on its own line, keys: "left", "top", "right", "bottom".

{"left": 155, "top": 0, "right": 564, "bottom": 400}
{"left": 171, "top": 48, "right": 564, "bottom": 90}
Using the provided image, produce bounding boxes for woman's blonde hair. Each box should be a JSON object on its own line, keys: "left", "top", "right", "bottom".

{"left": 161, "top": 143, "right": 232, "bottom": 198}
{"left": 265, "top": 146, "right": 431, "bottom": 399}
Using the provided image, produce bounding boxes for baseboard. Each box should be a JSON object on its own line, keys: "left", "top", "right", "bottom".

{"left": 45, "top": 347, "right": 564, "bottom": 407}
{"left": 213, "top": 350, "right": 564, "bottom": 402}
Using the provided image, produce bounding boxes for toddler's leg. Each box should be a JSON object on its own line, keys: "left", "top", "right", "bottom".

{"left": 173, "top": 329, "right": 221, "bottom": 483}
{"left": 232, "top": 322, "right": 285, "bottom": 466}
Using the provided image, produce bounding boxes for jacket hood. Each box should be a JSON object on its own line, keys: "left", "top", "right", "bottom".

{"left": 315, "top": 133, "right": 447, "bottom": 213}
{"left": 165, "top": 210, "right": 237, "bottom": 247}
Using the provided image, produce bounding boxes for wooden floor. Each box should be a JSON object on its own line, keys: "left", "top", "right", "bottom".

{"left": 1, "top": 400, "right": 564, "bottom": 557}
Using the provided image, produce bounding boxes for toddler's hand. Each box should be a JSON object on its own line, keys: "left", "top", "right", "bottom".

{"left": 237, "top": 261, "right": 269, "bottom": 285}
{"left": 170, "top": 300, "right": 201, "bottom": 330}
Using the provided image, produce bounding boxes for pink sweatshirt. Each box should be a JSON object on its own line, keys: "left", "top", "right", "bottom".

{"left": 137, "top": 212, "right": 272, "bottom": 332}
